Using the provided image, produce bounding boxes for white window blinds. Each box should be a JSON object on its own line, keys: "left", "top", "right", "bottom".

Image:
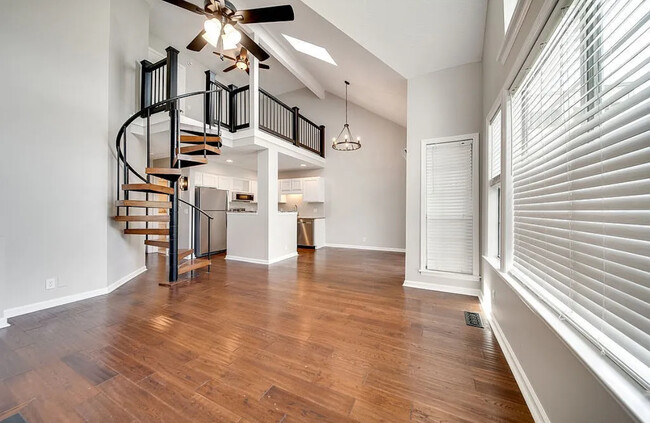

{"left": 425, "top": 140, "right": 474, "bottom": 274}
{"left": 490, "top": 109, "right": 502, "bottom": 181}
{"left": 510, "top": 0, "right": 650, "bottom": 387}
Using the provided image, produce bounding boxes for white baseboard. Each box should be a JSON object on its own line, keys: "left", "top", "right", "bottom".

{"left": 479, "top": 296, "right": 550, "bottom": 423}
{"left": 0, "top": 317, "right": 9, "bottom": 329}
{"left": 2, "top": 266, "right": 147, "bottom": 323}
{"left": 325, "top": 243, "right": 406, "bottom": 253}
{"left": 225, "top": 252, "right": 298, "bottom": 265}
{"left": 403, "top": 279, "right": 480, "bottom": 297}
{"left": 107, "top": 266, "right": 147, "bottom": 293}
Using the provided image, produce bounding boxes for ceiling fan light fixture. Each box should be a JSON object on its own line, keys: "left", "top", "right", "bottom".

{"left": 222, "top": 24, "right": 241, "bottom": 50}
{"left": 204, "top": 18, "right": 222, "bottom": 37}
{"left": 236, "top": 60, "right": 248, "bottom": 70}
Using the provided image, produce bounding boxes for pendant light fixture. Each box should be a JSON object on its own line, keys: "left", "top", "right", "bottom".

{"left": 332, "top": 81, "right": 361, "bottom": 151}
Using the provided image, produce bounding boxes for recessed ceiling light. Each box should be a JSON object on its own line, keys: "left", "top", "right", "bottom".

{"left": 282, "top": 34, "right": 337, "bottom": 66}
{"left": 300, "top": 163, "right": 307, "bottom": 167}
{"left": 226, "top": 159, "right": 233, "bottom": 163}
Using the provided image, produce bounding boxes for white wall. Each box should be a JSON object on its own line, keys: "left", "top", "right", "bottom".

{"left": 404, "top": 62, "right": 483, "bottom": 293}
{"left": 0, "top": 0, "right": 110, "bottom": 313}
{"left": 0, "top": 0, "right": 151, "bottom": 319}
{"left": 278, "top": 89, "right": 406, "bottom": 251}
{"left": 480, "top": 1, "right": 636, "bottom": 422}
{"left": 107, "top": 0, "right": 150, "bottom": 287}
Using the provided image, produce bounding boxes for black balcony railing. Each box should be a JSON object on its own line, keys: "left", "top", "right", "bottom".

{"left": 204, "top": 71, "right": 325, "bottom": 158}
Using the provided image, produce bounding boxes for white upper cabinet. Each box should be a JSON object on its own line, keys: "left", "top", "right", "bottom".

{"left": 232, "top": 178, "right": 250, "bottom": 193}
{"left": 217, "top": 176, "right": 232, "bottom": 191}
{"left": 280, "top": 180, "right": 292, "bottom": 193}
{"left": 203, "top": 173, "right": 218, "bottom": 188}
{"left": 302, "top": 177, "right": 325, "bottom": 203}
{"left": 277, "top": 177, "right": 325, "bottom": 202}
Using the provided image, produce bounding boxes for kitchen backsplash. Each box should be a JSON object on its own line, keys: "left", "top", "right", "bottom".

{"left": 279, "top": 194, "right": 325, "bottom": 217}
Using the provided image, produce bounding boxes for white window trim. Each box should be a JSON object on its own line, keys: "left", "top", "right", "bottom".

{"left": 497, "top": 0, "right": 537, "bottom": 64}
{"left": 485, "top": 0, "right": 650, "bottom": 418}
{"left": 419, "top": 133, "right": 480, "bottom": 282}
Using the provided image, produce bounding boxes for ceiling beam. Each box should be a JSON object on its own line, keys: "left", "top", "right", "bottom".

{"left": 240, "top": 25, "right": 325, "bottom": 99}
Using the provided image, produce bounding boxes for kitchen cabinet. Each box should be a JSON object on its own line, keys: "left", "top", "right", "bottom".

{"left": 302, "top": 177, "right": 325, "bottom": 203}
{"left": 232, "top": 178, "right": 250, "bottom": 193}
{"left": 280, "top": 180, "right": 292, "bottom": 193}
{"left": 290, "top": 179, "right": 302, "bottom": 192}
{"left": 203, "top": 173, "right": 218, "bottom": 188}
{"left": 218, "top": 176, "right": 232, "bottom": 191}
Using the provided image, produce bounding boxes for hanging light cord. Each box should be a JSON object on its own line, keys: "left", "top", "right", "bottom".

{"left": 345, "top": 81, "right": 349, "bottom": 125}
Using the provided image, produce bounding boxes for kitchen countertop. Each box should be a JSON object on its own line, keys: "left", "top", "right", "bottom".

{"left": 297, "top": 216, "right": 325, "bottom": 219}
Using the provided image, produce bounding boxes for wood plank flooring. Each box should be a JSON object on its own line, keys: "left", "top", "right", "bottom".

{"left": 0, "top": 248, "right": 533, "bottom": 422}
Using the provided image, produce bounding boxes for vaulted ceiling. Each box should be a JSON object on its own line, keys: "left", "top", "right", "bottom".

{"left": 149, "top": 0, "right": 488, "bottom": 128}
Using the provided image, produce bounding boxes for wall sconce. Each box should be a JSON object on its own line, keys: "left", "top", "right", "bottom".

{"left": 179, "top": 176, "right": 189, "bottom": 191}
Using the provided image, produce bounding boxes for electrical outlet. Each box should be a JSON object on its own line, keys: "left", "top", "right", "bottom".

{"left": 45, "top": 278, "right": 56, "bottom": 290}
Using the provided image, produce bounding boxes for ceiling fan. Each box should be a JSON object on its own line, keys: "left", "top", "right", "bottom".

{"left": 162, "top": 0, "right": 294, "bottom": 61}
{"left": 215, "top": 48, "right": 270, "bottom": 74}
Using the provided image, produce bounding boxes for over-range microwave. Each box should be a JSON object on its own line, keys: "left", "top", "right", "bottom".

{"left": 231, "top": 192, "right": 255, "bottom": 202}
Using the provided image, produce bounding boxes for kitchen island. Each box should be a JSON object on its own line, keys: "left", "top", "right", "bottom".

{"left": 226, "top": 211, "right": 298, "bottom": 265}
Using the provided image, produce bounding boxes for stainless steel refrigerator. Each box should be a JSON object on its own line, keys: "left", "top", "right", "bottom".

{"left": 194, "top": 187, "right": 228, "bottom": 257}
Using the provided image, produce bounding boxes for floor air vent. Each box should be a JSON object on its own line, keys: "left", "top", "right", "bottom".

{"left": 464, "top": 311, "right": 484, "bottom": 328}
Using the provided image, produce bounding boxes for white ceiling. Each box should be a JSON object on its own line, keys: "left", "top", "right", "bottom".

{"left": 150, "top": 0, "right": 408, "bottom": 126}
{"left": 298, "top": 0, "right": 488, "bottom": 79}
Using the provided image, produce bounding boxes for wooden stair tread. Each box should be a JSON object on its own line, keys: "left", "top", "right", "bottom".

{"left": 144, "top": 239, "right": 169, "bottom": 248}
{"left": 178, "top": 249, "right": 193, "bottom": 261}
{"left": 145, "top": 167, "right": 182, "bottom": 181}
{"left": 116, "top": 200, "right": 171, "bottom": 209}
{"left": 174, "top": 155, "right": 208, "bottom": 168}
{"left": 124, "top": 228, "right": 169, "bottom": 235}
{"left": 122, "top": 183, "right": 173, "bottom": 195}
{"left": 178, "top": 258, "right": 211, "bottom": 274}
{"left": 179, "top": 145, "right": 221, "bottom": 156}
{"left": 180, "top": 134, "right": 222, "bottom": 145}
{"left": 113, "top": 215, "right": 169, "bottom": 222}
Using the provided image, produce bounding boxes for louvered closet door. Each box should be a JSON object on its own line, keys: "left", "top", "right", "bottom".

{"left": 425, "top": 140, "right": 474, "bottom": 274}
{"left": 510, "top": 0, "right": 650, "bottom": 385}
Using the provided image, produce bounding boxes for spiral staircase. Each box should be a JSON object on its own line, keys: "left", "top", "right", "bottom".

{"left": 113, "top": 47, "right": 221, "bottom": 285}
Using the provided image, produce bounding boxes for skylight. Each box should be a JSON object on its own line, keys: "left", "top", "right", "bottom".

{"left": 282, "top": 34, "right": 337, "bottom": 66}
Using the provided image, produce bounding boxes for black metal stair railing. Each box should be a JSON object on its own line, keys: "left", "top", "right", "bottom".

{"left": 204, "top": 71, "right": 326, "bottom": 157}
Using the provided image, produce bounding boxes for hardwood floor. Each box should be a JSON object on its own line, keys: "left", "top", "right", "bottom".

{"left": 0, "top": 248, "right": 533, "bottom": 422}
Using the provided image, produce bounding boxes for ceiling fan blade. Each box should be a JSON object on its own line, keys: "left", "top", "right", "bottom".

{"left": 239, "top": 32, "right": 270, "bottom": 61}
{"left": 259, "top": 63, "right": 270, "bottom": 70}
{"left": 213, "top": 52, "right": 236, "bottom": 61}
{"left": 187, "top": 29, "right": 208, "bottom": 51}
{"left": 246, "top": 68, "right": 250, "bottom": 75}
{"left": 162, "top": 0, "right": 208, "bottom": 16}
{"left": 235, "top": 5, "right": 294, "bottom": 24}
{"left": 223, "top": 64, "right": 237, "bottom": 72}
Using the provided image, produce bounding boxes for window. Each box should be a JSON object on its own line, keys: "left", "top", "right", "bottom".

{"left": 421, "top": 135, "right": 478, "bottom": 277}
{"left": 488, "top": 109, "right": 503, "bottom": 258}
{"left": 509, "top": 0, "right": 650, "bottom": 388}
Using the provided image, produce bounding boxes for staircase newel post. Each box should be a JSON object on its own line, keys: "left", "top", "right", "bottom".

{"left": 166, "top": 46, "right": 180, "bottom": 284}
{"left": 319, "top": 125, "right": 326, "bottom": 158}
{"left": 205, "top": 70, "right": 216, "bottom": 127}
{"left": 140, "top": 60, "right": 152, "bottom": 116}
{"left": 292, "top": 107, "right": 300, "bottom": 146}
{"left": 228, "top": 84, "right": 237, "bottom": 133}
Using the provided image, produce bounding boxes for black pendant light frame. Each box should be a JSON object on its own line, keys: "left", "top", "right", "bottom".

{"left": 332, "top": 81, "right": 361, "bottom": 151}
